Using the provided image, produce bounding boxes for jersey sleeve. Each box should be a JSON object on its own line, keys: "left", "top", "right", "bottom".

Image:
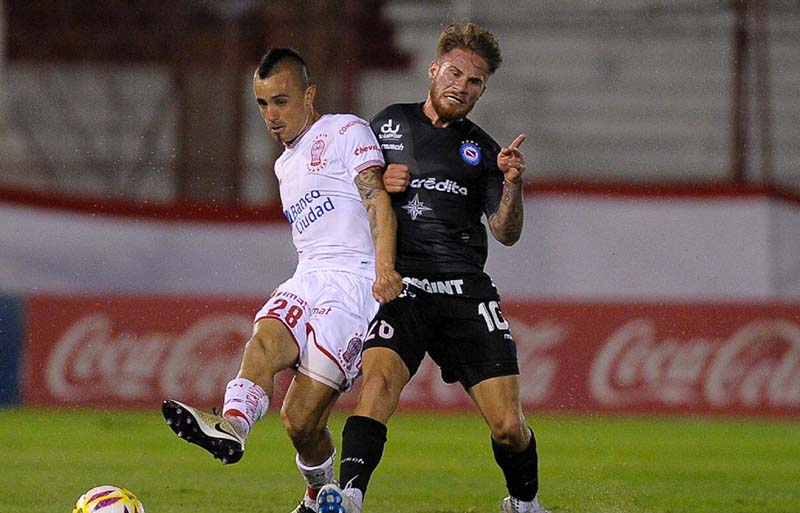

{"left": 335, "top": 115, "right": 385, "bottom": 180}
{"left": 482, "top": 139, "right": 505, "bottom": 217}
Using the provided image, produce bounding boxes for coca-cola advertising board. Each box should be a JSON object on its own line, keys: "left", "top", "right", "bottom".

{"left": 24, "top": 295, "right": 264, "bottom": 408}
{"left": 23, "top": 295, "right": 800, "bottom": 416}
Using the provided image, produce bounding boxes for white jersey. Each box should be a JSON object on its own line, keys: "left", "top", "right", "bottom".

{"left": 276, "top": 114, "right": 385, "bottom": 279}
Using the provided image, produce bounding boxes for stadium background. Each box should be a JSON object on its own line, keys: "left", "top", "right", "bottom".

{"left": 1, "top": 1, "right": 799, "bottom": 511}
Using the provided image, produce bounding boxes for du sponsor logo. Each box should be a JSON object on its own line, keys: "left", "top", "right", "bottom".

{"left": 379, "top": 118, "right": 402, "bottom": 141}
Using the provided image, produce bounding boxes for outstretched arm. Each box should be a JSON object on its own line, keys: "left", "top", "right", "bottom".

{"left": 488, "top": 134, "right": 527, "bottom": 246}
{"left": 356, "top": 166, "right": 404, "bottom": 303}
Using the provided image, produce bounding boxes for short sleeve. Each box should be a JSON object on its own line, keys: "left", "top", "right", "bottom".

{"left": 334, "top": 116, "right": 385, "bottom": 180}
{"left": 482, "top": 141, "right": 504, "bottom": 217}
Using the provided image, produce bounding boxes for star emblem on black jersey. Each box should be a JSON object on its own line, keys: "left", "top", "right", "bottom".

{"left": 401, "top": 193, "right": 432, "bottom": 221}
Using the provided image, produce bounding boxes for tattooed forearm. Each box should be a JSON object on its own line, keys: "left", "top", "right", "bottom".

{"left": 489, "top": 181, "right": 524, "bottom": 245}
{"left": 356, "top": 167, "right": 387, "bottom": 242}
{"left": 364, "top": 203, "right": 378, "bottom": 241}
{"left": 355, "top": 166, "right": 398, "bottom": 275}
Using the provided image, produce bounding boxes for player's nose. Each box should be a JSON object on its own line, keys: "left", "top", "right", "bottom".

{"left": 265, "top": 106, "right": 280, "bottom": 122}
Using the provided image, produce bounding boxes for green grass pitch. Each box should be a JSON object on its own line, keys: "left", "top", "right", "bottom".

{"left": 1, "top": 407, "right": 798, "bottom": 513}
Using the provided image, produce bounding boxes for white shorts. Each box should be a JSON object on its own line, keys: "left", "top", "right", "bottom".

{"left": 254, "top": 270, "right": 379, "bottom": 392}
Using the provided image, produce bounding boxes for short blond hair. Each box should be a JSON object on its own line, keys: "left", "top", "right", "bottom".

{"left": 436, "top": 22, "right": 502, "bottom": 74}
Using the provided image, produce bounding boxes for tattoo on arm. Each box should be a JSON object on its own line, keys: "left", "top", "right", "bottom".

{"left": 355, "top": 167, "right": 384, "bottom": 200}
{"left": 356, "top": 167, "right": 386, "bottom": 240}
{"left": 489, "top": 182, "right": 524, "bottom": 245}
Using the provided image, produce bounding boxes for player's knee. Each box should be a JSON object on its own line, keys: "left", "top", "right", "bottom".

{"left": 243, "top": 329, "right": 288, "bottom": 374}
{"left": 245, "top": 331, "right": 271, "bottom": 357}
{"left": 489, "top": 414, "right": 529, "bottom": 451}
{"left": 362, "top": 370, "right": 403, "bottom": 403}
{"left": 280, "top": 406, "right": 319, "bottom": 446}
{"left": 356, "top": 371, "right": 403, "bottom": 420}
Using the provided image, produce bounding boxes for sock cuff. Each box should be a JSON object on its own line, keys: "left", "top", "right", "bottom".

{"left": 296, "top": 448, "right": 336, "bottom": 472}
{"left": 224, "top": 377, "right": 269, "bottom": 425}
{"left": 492, "top": 426, "right": 536, "bottom": 457}
{"left": 345, "top": 415, "right": 388, "bottom": 442}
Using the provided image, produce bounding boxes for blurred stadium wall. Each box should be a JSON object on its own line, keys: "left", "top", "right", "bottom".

{"left": 1, "top": 1, "right": 799, "bottom": 415}
{"left": 1, "top": 0, "right": 799, "bottom": 200}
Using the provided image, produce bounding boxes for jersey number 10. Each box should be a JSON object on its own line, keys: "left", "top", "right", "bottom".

{"left": 478, "top": 301, "right": 509, "bottom": 332}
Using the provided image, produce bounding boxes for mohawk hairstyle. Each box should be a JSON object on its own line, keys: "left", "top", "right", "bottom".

{"left": 256, "top": 47, "right": 311, "bottom": 87}
{"left": 437, "top": 22, "right": 502, "bottom": 75}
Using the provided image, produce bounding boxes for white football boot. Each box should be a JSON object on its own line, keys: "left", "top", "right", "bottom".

{"left": 317, "top": 483, "right": 362, "bottom": 513}
{"left": 161, "top": 399, "right": 245, "bottom": 464}
{"left": 501, "top": 496, "right": 551, "bottom": 513}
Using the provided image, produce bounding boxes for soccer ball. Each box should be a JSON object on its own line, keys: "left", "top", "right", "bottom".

{"left": 72, "top": 485, "right": 145, "bottom": 513}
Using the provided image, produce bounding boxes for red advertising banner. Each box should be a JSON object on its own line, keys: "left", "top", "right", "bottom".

{"left": 24, "top": 295, "right": 264, "bottom": 408}
{"left": 23, "top": 295, "right": 800, "bottom": 416}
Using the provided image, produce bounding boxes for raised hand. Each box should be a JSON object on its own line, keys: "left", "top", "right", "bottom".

{"left": 497, "top": 133, "right": 527, "bottom": 184}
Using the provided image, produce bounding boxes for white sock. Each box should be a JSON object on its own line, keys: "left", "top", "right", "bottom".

{"left": 222, "top": 377, "right": 268, "bottom": 438}
{"left": 296, "top": 449, "right": 336, "bottom": 499}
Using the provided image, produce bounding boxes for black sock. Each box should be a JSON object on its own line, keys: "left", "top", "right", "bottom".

{"left": 492, "top": 427, "right": 539, "bottom": 501}
{"left": 339, "top": 415, "right": 388, "bottom": 497}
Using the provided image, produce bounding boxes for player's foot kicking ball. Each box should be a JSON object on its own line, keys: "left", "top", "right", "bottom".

{"left": 161, "top": 399, "right": 245, "bottom": 464}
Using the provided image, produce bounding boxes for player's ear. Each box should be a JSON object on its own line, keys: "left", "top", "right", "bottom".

{"left": 304, "top": 84, "right": 317, "bottom": 106}
{"left": 428, "top": 60, "right": 439, "bottom": 79}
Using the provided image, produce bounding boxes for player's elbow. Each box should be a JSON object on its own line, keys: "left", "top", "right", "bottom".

{"left": 488, "top": 215, "right": 522, "bottom": 246}
{"left": 495, "top": 232, "right": 520, "bottom": 246}
{"left": 490, "top": 225, "right": 522, "bottom": 246}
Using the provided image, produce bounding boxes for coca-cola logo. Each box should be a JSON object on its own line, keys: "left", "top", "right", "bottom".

{"left": 590, "top": 318, "right": 800, "bottom": 409}
{"left": 45, "top": 313, "right": 252, "bottom": 403}
{"left": 509, "top": 317, "right": 563, "bottom": 405}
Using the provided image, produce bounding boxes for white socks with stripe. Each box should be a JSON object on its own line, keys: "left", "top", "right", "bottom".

{"left": 297, "top": 449, "right": 336, "bottom": 503}
{"left": 222, "top": 377, "right": 269, "bottom": 438}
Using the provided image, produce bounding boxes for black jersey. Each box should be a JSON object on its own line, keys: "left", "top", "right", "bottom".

{"left": 371, "top": 102, "right": 505, "bottom": 299}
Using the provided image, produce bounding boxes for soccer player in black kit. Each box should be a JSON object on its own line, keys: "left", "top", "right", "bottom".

{"left": 318, "top": 22, "right": 549, "bottom": 513}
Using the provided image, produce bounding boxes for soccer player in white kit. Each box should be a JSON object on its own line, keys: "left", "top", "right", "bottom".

{"left": 162, "top": 48, "right": 403, "bottom": 513}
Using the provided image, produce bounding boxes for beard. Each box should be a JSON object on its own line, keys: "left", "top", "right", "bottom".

{"left": 428, "top": 83, "right": 474, "bottom": 122}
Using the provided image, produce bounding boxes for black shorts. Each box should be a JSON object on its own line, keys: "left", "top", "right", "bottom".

{"left": 363, "top": 286, "right": 519, "bottom": 390}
